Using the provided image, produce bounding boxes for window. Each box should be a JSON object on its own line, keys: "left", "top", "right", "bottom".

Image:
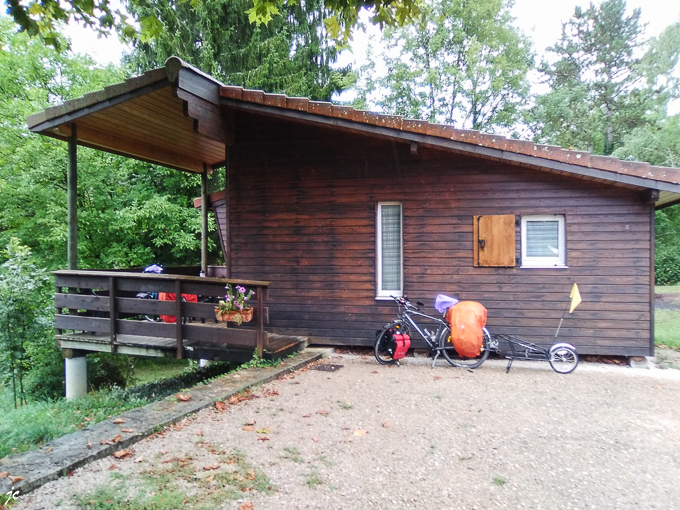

{"left": 521, "top": 215, "right": 566, "bottom": 267}
{"left": 376, "top": 202, "right": 403, "bottom": 299}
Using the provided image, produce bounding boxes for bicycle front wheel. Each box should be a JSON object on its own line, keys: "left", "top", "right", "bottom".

{"left": 439, "top": 326, "right": 490, "bottom": 369}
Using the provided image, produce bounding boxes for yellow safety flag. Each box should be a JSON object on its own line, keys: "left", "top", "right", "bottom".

{"left": 569, "top": 283, "right": 582, "bottom": 313}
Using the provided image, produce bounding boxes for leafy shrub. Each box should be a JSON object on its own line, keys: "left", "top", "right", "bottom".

{"left": 656, "top": 250, "right": 680, "bottom": 285}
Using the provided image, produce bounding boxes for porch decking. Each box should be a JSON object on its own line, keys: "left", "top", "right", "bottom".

{"left": 54, "top": 269, "right": 306, "bottom": 363}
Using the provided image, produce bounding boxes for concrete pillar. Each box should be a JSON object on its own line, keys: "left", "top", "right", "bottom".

{"left": 65, "top": 355, "right": 87, "bottom": 399}
{"left": 199, "top": 359, "right": 213, "bottom": 368}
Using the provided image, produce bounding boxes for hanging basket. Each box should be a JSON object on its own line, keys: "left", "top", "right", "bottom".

{"left": 215, "top": 308, "right": 254, "bottom": 324}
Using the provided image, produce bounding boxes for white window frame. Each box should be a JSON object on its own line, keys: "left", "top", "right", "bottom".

{"left": 376, "top": 202, "right": 403, "bottom": 299}
{"left": 521, "top": 214, "right": 567, "bottom": 268}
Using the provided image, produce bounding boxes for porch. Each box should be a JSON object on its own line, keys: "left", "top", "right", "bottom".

{"left": 54, "top": 268, "right": 306, "bottom": 367}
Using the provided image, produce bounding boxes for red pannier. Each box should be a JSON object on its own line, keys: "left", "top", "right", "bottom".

{"left": 391, "top": 333, "right": 411, "bottom": 360}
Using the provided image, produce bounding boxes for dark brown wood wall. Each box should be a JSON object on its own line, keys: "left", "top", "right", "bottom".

{"left": 219, "top": 112, "right": 652, "bottom": 356}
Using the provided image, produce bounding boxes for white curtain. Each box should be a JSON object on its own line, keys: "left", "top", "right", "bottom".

{"left": 526, "top": 220, "right": 559, "bottom": 257}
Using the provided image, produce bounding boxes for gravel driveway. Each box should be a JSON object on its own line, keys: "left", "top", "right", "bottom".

{"left": 12, "top": 354, "right": 680, "bottom": 510}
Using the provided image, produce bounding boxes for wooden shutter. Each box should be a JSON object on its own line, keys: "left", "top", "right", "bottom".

{"left": 474, "top": 215, "right": 516, "bottom": 267}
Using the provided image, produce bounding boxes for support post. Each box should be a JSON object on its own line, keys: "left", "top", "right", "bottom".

{"left": 109, "top": 276, "right": 117, "bottom": 353}
{"left": 175, "top": 280, "right": 184, "bottom": 359}
{"left": 201, "top": 168, "right": 209, "bottom": 275}
{"left": 256, "top": 285, "right": 264, "bottom": 358}
{"left": 67, "top": 124, "right": 78, "bottom": 270}
{"left": 224, "top": 147, "right": 231, "bottom": 276}
{"left": 64, "top": 351, "right": 87, "bottom": 399}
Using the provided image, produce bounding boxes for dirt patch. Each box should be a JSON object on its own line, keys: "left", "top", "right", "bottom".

{"left": 655, "top": 293, "right": 680, "bottom": 310}
{"left": 13, "top": 355, "right": 680, "bottom": 510}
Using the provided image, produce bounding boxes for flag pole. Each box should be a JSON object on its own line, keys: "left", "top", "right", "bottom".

{"left": 553, "top": 302, "right": 570, "bottom": 340}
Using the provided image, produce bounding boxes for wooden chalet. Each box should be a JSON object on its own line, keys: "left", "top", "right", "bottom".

{"left": 27, "top": 57, "right": 680, "bottom": 376}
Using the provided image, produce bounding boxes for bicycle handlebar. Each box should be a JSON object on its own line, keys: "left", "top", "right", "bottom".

{"left": 390, "top": 295, "right": 420, "bottom": 312}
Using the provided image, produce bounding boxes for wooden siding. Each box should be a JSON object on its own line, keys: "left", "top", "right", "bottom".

{"left": 218, "top": 113, "right": 652, "bottom": 356}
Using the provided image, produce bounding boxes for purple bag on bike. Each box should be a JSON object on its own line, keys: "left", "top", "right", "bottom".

{"left": 435, "top": 294, "right": 459, "bottom": 314}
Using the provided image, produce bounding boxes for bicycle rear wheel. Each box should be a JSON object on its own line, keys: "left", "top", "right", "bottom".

{"left": 439, "top": 326, "right": 490, "bottom": 369}
{"left": 374, "top": 321, "right": 405, "bottom": 365}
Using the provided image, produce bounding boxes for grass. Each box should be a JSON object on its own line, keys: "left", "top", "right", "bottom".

{"left": 492, "top": 476, "right": 507, "bottom": 487}
{"left": 304, "top": 467, "right": 324, "bottom": 489}
{"left": 655, "top": 284, "right": 680, "bottom": 294}
{"left": 280, "top": 446, "right": 304, "bottom": 463}
{"left": 655, "top": 310, "right": 680, "bottom": 350}
{"left": 131, "top": 358, "right": 191, "bottom": 387}
{"left": 0, "top": 389, "right": 147, "bottom": 459}
{"left": 75, "top": 449, "right": 274, "bottom": 509}
{"left": 0, "top": 361, "right": 235, "bottom": 459}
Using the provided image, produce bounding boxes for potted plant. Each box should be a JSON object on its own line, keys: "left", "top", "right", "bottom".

{"left": 215, "top": 284, "right": 255, "bottom": 325}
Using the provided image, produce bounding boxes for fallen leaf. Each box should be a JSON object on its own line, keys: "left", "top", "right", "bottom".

{"left": 86, "top": 441, "right": 93, "bottom": 449}
{"left": 311, "top": 436, "right": 318, "bottom": 442}
{"left": 113, "top": 418, "right": 125, "bottom": 424}
{"left": 121, "top": 428, "right": 133, "bottom": 433}
{"left": 215, "top": 401, "right": 227, "bottom": 411}
{"left": 316, "top": 410, "right": 329, "bottom": 416}
{"left": 205, "top": 474, "right": 214, "bottom": 483}
{"left": 0, "top": 472, "right": 8, "bottom": 478}
{"left": 84, "top": 417, "right": 92, "bottom": 422}
{"left": 246, "top": 468, "right": 256, "bottom": 478}
{"left": 256, "top": 428, "right": 269, "bottom": 434}
{"left": 112, "top": 434, "right": 122, "bottom": 443}
{"left": 108, "top": 464, "right": 118, "bottom": 471}
{"left": 45, "top": 447, "right": 53, "bottom": 452}
{"left": 176, "top": 394, "right": 192, "bottom": 402}
{"left": 262, "top": 389, "right": 279, "bottom": 397}
{"left": 9, "top": 476, "right": 23, "bottom": 483}
{"left": 381, "top": 422, "right": 390, "bottom": 428}
{"left": 242, "top": 426, "right": 255, "bottom": 432}
{"left": 246, "top": 420, "right": 256, "bottom": 426}
{"left": 160, "top": 450, "right": 168, "bottom": 455}
{"left": 302, "top": 414, "right": 311, "bottom": 418}
{"left": 203, "top": 463, "right": 220, "bottom": 471}
{"left": 433, "top": 376, "right": 442, "bottom": 380}
{"left": 112, "top": 449, "right": 132, "bottom": 459}
{"left": 161, "top": 458, "right": 174, "bottom": 464}
{"left": 257, "top": 436, "right": 270, "bottom": 441}
{"left": 238, "top": 502, "right": 253, "bottom": 510}
{"left": 371, "top": 371, "right": 379, "bottom": 374}
{"left": 134, "top": 457, "right": 144, "bottom": 463}
{"left": 227, "top": 390, "right": 256, "bottom": 405}
{"left": 195, "top": 430, "right": 204, "bottom": 436}
{"left": 353, "top": 429, "right": 368, "bottom": 437}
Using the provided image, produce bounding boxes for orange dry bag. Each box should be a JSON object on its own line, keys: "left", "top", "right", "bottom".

{"left": 445, "top": 301, "right": 487, "bottom": 358}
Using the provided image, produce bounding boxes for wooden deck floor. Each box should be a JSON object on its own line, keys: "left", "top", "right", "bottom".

{"left": 56, "top": 330, "right": 307, "bottom": 362}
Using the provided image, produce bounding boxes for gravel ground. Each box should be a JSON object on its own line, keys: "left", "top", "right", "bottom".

{"left": 12, "top": 353, "right": 680, "bottom": 510}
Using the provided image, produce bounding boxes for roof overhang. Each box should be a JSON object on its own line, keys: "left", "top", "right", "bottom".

{"left": 27, "top": 58, "right": 228, "bottom": 173}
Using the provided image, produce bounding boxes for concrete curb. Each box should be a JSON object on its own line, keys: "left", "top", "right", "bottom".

{"left": 0, "top": 349, "right": 329, "bottom": 496}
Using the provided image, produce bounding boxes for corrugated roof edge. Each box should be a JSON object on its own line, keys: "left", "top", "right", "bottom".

{"left": 220, "top": 83, "right": 680, "bottom": 188}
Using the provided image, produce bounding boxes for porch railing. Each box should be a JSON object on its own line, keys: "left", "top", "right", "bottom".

{"left": 53, "top": 270, "right": 270, "bottom": 357}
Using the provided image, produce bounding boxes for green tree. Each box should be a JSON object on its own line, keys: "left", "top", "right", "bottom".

{"left": 532, "top": 1, "right": 680, "bottom": 155}
{"left": 0, "top": 16, "right": 216, "bottom": 270}
{"left": 3, "top": 0, "right": 423, "bottom": 50}
{"left": 353, "top": 0, "right": 533, "bottom": 132}
{"left": 125, "top": 0, "right": 350, "bottom": 99}
{"left": 0, "top": 239, "right": 52, "bottom": 408}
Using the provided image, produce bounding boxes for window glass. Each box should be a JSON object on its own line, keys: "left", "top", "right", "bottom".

{"left": 521, "top": 215, "right": 566, "bottom": 267}
{"left": 377, "top": 203, "right": 402, "bottom": 298}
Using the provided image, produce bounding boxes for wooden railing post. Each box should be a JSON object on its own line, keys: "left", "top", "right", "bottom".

{"left": 256, "top": 284, "right": 264, "bottom": 357}
{"left": 175, "top": 279, "right": 183, "bottom": 358}
{"left": 55, "top": 284, "right": 63, "bottom": 336}
{"left": 109, "top": 276, "right": 117, "bottom": 353}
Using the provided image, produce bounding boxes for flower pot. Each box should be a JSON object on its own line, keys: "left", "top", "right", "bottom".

{"left": 215, "top": 308, "right": 253, "bottom": 324}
